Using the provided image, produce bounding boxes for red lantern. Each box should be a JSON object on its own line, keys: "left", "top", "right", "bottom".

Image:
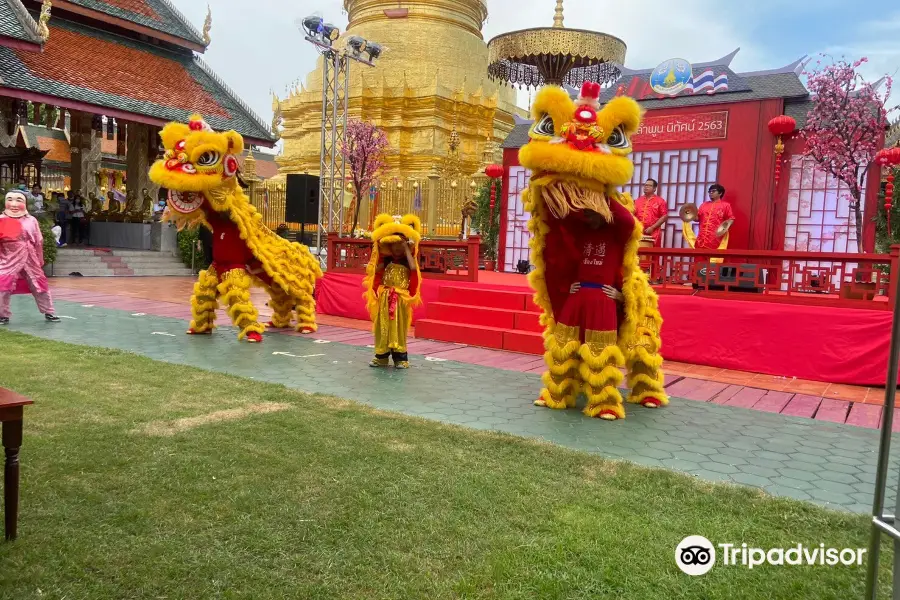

{"left": 484, "top": 164, "right": 503, "bottom": 179}
{"left": 876, "top": 147, "right": 900, "bottom": 237}
{"left": 767, "top": 115, "right": 797, "bottom": 188}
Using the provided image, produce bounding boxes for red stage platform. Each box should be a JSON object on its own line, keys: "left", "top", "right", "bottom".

{"left": 316, "top": 271, "right": 894, "bottom": 387}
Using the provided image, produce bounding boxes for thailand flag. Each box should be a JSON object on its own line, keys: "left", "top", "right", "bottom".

{"left": 263, "top": 186, "right": 269, "bottom": 209}
{"left": 686, "top": 69, "right": 716, "bottom": 94}
{"left": 713, "top": 73, "right": 729, "bottom": 93}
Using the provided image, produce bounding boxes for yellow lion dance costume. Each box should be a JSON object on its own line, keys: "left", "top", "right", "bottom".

{"left": 149, "top": 115, "right": 323, "bottom": 343}
{"left": 363, "top": 213, "right": 422, "bottom": 368}
{"left": 521, "top": 82, "right": 668, "bottom": 420}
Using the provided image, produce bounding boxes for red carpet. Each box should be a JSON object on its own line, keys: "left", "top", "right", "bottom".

{"left": 316, "top": 271, "right": 894, "bottom": 386}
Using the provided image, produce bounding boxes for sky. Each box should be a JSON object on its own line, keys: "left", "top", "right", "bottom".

{"left": 175, "top": 0, "right": 900, "bottom": 151}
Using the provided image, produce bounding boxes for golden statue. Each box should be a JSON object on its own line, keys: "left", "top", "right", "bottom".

{"left": 38, "top": 0, "right": 52, "bottom": 42}
{"left": 277, "top": 0, "right": 520, "bottom": 178}
{"left": 87, "top": 191, "right": 103, "bottom": 217}
{"left": 459, "top": 199, "right": 477, "bottom": 240}
{"left": 106, "top": 190, "right": 125, "bottom": 222}
{"left": 202, "top": 5, "right": 212, "bottom": 46}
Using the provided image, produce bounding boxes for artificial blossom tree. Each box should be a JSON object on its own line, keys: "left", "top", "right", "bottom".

{"left": 801, "top": 56, "right": 894, "bottom": 253}
{"left": 340, "top": 119, "right": 388, "bottom": 236}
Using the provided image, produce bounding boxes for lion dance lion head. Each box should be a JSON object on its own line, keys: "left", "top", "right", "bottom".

{"left": 519, "top": 82, "right": 642, "bottom": 221}
{"left": 149, "top": 114, "right": 245, "bottom": 229}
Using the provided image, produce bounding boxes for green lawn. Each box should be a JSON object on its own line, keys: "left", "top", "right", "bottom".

{"left": 0, "top": 330, "right": 891, "bottom": 599}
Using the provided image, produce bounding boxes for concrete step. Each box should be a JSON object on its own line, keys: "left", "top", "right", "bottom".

{"left": 50, "top": 248, "right": 193, "bottom": 277}
{"left": 50, "top": 267, "right": 195, "bottom": 277}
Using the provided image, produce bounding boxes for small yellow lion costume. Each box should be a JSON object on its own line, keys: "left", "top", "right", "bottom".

{"left": 148, "top": 115, "right": 322, "bottom": 342}
{"left": 520, "top": 82, "right": 668, "bottom": 420}
{"left": 363, "top": 213, "right": 422, "bottom": 368}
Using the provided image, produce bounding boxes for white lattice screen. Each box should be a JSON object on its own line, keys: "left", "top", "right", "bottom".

{"left": 503, "top": 166, "right": 532, "bottom": 272}
{"left": 784, "top": 155, "right": 864, "bottom": 253}
{"left": 623, "top": 148, "right": 721, "bottom": 249}
{"left": 501, "top": 148, "right": 721, "bottom": 271}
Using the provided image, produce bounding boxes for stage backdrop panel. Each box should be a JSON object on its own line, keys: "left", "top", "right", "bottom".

{"left": 89, "top": 222, "right": 152, "bottom": 250}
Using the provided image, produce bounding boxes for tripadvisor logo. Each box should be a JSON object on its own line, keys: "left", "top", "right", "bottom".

{"left": 675, "top": 536, "right": 867, "bottom": 575}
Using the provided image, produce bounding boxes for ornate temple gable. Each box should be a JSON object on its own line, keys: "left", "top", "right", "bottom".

{"left": 595, "top": 49, "right": 809, "bottom": 109}
{"left": 501, "top": 52, "right": 813, "bottom": 151}
{"left": 0, "top": 0, "right": 44, "bottom": 49}
{"left": 34, "top": 0, "right": 208, "bottom": 50}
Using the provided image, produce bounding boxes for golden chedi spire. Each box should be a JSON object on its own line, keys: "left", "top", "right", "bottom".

{"left": 277, "top": 0, "right": 521, "bottom": 178}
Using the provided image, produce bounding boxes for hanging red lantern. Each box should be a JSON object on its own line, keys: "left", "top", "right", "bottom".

{"left": 767, "top": 115, "right": 797, "bottom": 187}
{"left": 484, "top": 164, "right": 503, "bottom": 179}
{"left": 876, "top": 146, "right": 900, "bottom": 237}
{"left": 485, "top": 163, "right": 503, "bottom": 224}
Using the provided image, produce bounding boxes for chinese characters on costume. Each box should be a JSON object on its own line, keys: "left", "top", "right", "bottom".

{"left": 520, "top": 82, "right": 668, "bottom": 421}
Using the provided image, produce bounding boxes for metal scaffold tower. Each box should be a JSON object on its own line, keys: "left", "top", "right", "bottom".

{"left": 318, "top": 49, "right": 349, "bottom": 251}
{"left": 299, "top": 16, "right": 382, "bottom": 264}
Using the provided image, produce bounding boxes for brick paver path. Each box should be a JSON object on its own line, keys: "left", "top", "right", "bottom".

{"left": 4, "top": 296, "right": 898, "bottom": 515}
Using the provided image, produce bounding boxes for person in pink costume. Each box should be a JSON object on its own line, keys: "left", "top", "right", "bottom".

{"left": 0, "top": 190, "right": 59, "bottom": 325}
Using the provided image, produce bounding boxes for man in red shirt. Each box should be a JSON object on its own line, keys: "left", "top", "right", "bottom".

{"left": 634, "top": 178, "right": 668, "bottom": 282}
{"left": 695, "top": 183, "right": 735, "bottom": 250}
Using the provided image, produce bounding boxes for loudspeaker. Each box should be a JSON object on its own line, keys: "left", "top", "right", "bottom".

{"left": 694, "top": 263, "right": 764, "bottom": 293}
{"left": 285, "top": 174, "right": 320, "bottom": 226}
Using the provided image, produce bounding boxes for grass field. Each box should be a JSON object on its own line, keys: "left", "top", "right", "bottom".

{"left": 0, "top": 330, "right": 891, "bottom": 599}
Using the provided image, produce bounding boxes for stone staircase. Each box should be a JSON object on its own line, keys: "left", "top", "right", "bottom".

{"left": 47, "top": 248, "right": 195, "bottom": 277}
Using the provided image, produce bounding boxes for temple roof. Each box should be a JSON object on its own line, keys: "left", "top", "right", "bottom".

{"left": 54, "top": 0, "right": 207, "bottom": 48}
{"left": 0, "top": 18, "right": 275, "bottom": 146}
{"left": 0, "top": 0, "right": 43, "bottom": 46}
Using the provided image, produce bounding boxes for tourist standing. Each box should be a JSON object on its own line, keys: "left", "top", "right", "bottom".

{"left": 0, "top": 190, "right": 60, "bottom": 325}
{"left": 30, "top": 184, "right": 45, "bottom": 217}
{"left": 71, "top": 196, "right": 87, "bottom": 245}
{"left": 57, "top": 191, "right": 73, "bottom": 246}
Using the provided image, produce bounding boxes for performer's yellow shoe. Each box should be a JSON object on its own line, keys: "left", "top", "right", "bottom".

{"left": 394, "top": 361, "right": 410, "bottom": 369}
{"left": 369, "top": 357, "right": 390, "bottom": 368}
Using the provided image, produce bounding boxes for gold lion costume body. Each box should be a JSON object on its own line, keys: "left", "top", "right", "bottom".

{"left": 363, "top": 213, "right": 422, "bottom": 369}
{"left": 520, "top": 82, "right": 668, "bottom": 420}
{"left": 149, "top": 115, "right": 322, "bottom": 343}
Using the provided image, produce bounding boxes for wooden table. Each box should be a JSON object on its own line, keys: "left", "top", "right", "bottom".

{"left": 0, "top": 389, "right": 33, "bottom": 541}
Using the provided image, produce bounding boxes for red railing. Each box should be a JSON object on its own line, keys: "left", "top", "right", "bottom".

{"left": 638, "top": 246, "right": 897, "bottom": 310}
{"left": 327, "top": 233, "right": 482, "bottom": 282}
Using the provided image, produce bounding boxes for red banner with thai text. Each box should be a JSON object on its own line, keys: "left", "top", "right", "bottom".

{"left": 633, "top": 111, "right": 729, "bottom": 144}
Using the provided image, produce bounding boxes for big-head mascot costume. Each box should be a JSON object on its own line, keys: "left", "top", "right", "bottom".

{"left": 520, "top": 82, "right": 668, "bottom": 420}
{"left": 363, "top": 213, "right": 422, "bottom": 368}
{"left": 149, "top": 115, "right": 322, "bottom": 343}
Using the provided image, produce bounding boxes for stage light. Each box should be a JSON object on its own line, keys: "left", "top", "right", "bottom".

{"left": 365, "top": 41, "right": 383, "bottom": 62}
{"left": 346, "top": 36, "right": 367, "bottom": 58}
{"left": 301, "top": 15, "right": 340, "bottom": 45}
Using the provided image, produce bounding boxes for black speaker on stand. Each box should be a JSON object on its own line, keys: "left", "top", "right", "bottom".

{"left": 285, "top": 174, "right": 320, "bottom": 246}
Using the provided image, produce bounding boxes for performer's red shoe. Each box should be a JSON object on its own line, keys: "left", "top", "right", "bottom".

{"left": 599, "top": 409, "right": 620, "bottom": 421}
{"left": 186, "top": 328, "right": 212, "bottom": 335}
{"left": 641, "top": 398, "right": 661, "bottom": 409}
{"left": 246, "top": 332, "right": 263, "bottom": 343}
{"left": 298, "top": 327, "right": 315, "bottom": 334}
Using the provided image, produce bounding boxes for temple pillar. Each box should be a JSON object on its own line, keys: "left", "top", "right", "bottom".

{"left": 125, "top": 122, "right": 159, "bottom": 202}
{"left": 68, "top": 112, "right": 100, "bottom": 197}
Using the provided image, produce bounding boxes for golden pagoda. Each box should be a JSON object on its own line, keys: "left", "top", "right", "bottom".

{"left": 275, "top": 0, "right": 521, "bottom": 178}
